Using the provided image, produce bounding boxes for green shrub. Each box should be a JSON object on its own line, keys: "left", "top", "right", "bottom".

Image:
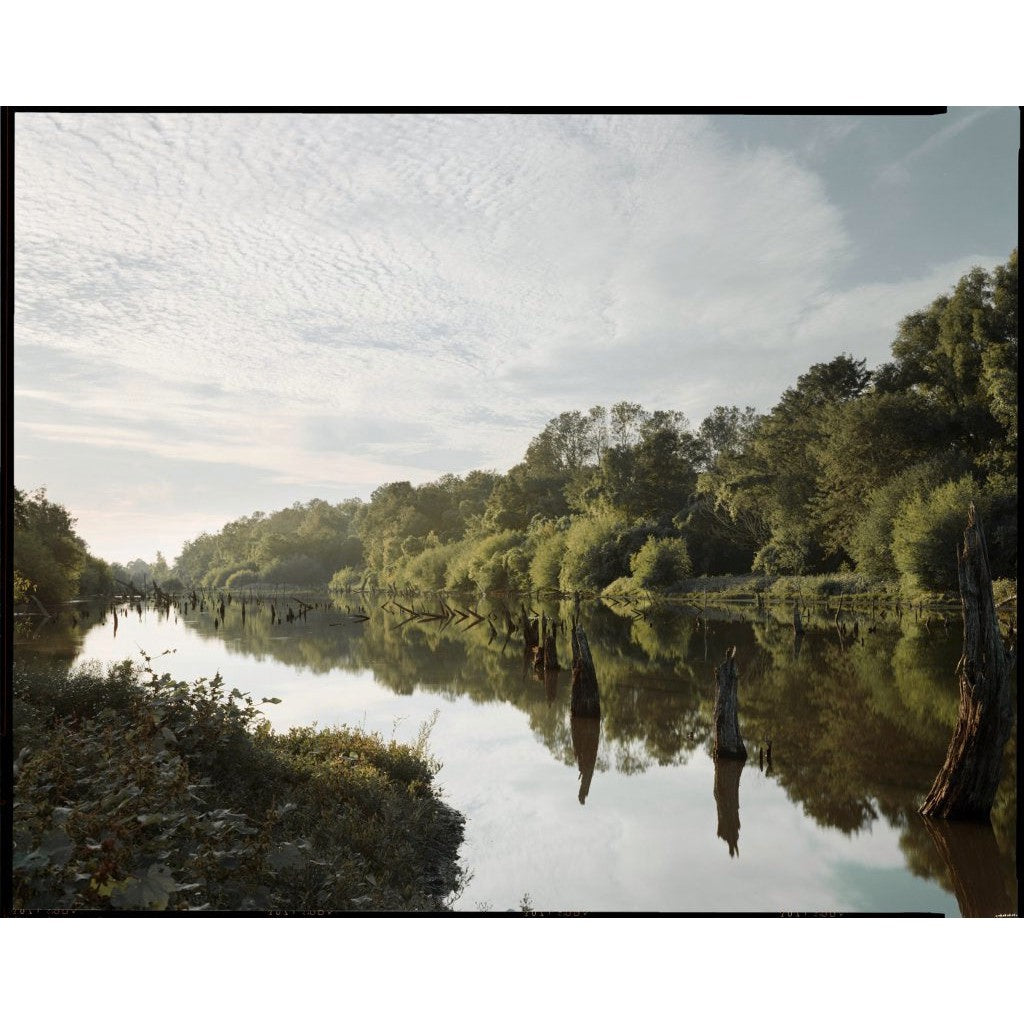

{"left": 529, "top": 526, "right": 568, "bottom": 592}
{"left": 329, "top": 566, "right": 363, "bottom": 591}
{"left": 397, "top": 542, "right": 454, "bottom": 591}
{"left": 13, "top": 660, "right": 465, "bottom": 912}
{"left": 848, "top": 459, "right": 948, "bottom": 579}
{"left": 444, "top": 531, "right": 529, "bottom": 592}
{"left": 628, "top": 536, "right": 692, "bottom": 590}
{"left": 558, "top": 512, "right": 632, "bottom": 593}
{"left": 892, "top": 476, "right": 1017, "bottom": 594}
{"left": 225, "top": 569, "right": 260, "bottom": 589}
{"left": 992, "top": 578, "right": 1017, "bottom": 606}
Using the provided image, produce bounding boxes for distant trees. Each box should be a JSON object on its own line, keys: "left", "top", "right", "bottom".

{"left": 693, "top": 251, "right": 1017, "bottom": 589}
{"left": 13, "top": 488, "right": 113, "bottom": 605}
{"left": 47, "top": 249, "right": 1012, "bottom": 600}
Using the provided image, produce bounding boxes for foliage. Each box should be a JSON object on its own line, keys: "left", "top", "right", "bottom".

{"left": 444, "top": 531, "right": 530, "bottom": 593}
{"left": 558, "top": 511, "right": 634, "bottom": 593}
{"left": 13, "top": 659, "right": 465, "bottom": 912}
{"left": 328, "top": 566, "right": 364, "bottom": 592}
{"left": 847, "top": 459, "right": 950, "bottom": 580}
{"left": 84, "top": 249, "right": 1020, "bottom": 604}
{"left": 529, "top": 521, "right": 569, "bottom": 592}
{"left": 13, "top": 487, "right": 115, "bottom": 606}
{"left": 891, "top": 476, "right": 1017, "bottom": 595}
{"left": 627, "top": 536, "right": 693, "bottom": 590}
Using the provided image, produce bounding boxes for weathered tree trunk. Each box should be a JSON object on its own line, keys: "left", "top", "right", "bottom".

{"left": 713, "top": 756, "right": 744, "bottom": 856}
{"left": 520, "top": 605, "right": 538, "bottom": 647}
{"left": 570, "top": 625, "right": 601, "bottom": 718}
{"left": 920, "top": 817, "right": 1013, "bottom": 917}
{"left": 920, "top": 504, "right": 1015, "bottom": 820}
{"left": 542, "top": 627, "right": 559, "bottom": 671}
{"left": 793, "top": 602, "right": 804, "bottom": 636}
{"left": 713, "top": 647, "right": 747, "bottom": 760}
{"left": 571, "top": 714, "right": 600, "bottom": 805}
{"left": 543, "top": 667, "right": 558, "bottom": 705}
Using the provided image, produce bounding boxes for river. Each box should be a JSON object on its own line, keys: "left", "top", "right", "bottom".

{"left": 13, "top": 592, "right": 1017, "bottom": 915}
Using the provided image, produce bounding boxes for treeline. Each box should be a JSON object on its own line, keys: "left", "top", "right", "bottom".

{"left": 168, "top": 252, "right": 1014, "bottom": 598}
{"left": 13, "top": 488, "right": 115, "bottom": 607}
{"left": 15, "top": 252, "right": 1017, "bottom": 605}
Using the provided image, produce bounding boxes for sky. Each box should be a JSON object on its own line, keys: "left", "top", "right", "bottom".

{"left": 13, "top": 109, "right": 1019, "bottom": 565}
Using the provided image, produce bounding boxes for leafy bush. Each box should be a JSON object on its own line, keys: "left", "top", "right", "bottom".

{"left": 13, "top": 659, "right": 465, "bottom": 912}
{"left": 329, "top": 566, "right": 363, "bottom": 591}
{"left": 261, "top": 554, "right": 330, "bottom": 586}
{"left": 558, "top": 512, "right": 635, "bottom": 593}
{"left": 444, "top": 531, "right": 530, "bottom": 593}
{"left": 529, "top": 524, "right": 568, "bottom": 592}
{"left": 225, "top": 569, "right": 260, "bottom": 589}
{"left": 628, "top": 536, "right": 692, "bottom": 590}
{"left": 848, "top": 459, "right": 948, "bottom": 579}
{"left": 766, "top": 573, "right": 875, "bottom": 600}
{"left": 992, "top": 578, "right": 1017, "bottom": 606}
{"left": 892, "top": 476, "right": 1017, "bottom": 594}
{"left": 397, "top": 541, "right": 461, "bottom": 591}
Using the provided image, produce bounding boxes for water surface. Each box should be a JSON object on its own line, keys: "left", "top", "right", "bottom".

{"left": 14, "top": 594, "right": 1017, "bottom": 915}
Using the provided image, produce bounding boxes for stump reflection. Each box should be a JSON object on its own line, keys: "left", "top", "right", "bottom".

{"left": 922, "top": 816, "right": 1014, "bottom": 917}
{"left": 714, "top": 756, "right": 744, "bottom": 857}
{"left": 543, "top": 667, "right": 558, "bottom": 706}
{"left": 571, "top": 715, "right": 600, "bottom": 806}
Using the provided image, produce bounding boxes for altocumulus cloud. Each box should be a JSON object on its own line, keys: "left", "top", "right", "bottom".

{"left": 13, "top": 112, "right": 1012, "bottom": 558}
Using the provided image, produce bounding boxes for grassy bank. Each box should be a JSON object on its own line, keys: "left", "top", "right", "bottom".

{"left": 13, "top": 658, "right": 465, "bottom": 912}
{"left": 612, "top": 572, "right": 1017, "bottom": 610}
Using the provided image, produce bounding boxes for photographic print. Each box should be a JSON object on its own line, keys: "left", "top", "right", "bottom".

{"left": 8, "top": 109, "right": 1018, "bottom": 915}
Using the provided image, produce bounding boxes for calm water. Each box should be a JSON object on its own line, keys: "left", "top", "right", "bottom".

{"left": 14, "top": 593, "right": 1017, "bottom": 915}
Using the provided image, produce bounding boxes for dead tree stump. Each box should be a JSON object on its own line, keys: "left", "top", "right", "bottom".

{"left": 920, "top": 504, "right": 1015, "bottom": 821}
{"left": 793, "top": 603, "right": 804, "bottom": 637}
{"left": 542, "top": 627, "right": 560, "bottom": 671}
{"left": 713, "top": 646, "right": 747, "bottom": 760}
{"left": 570, "top": 625, "right": 601, "bottom": 718}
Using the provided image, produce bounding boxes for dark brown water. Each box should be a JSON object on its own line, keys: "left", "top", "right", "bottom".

{"left": 14, "top": 594, "right": 1017, "bottom": 915}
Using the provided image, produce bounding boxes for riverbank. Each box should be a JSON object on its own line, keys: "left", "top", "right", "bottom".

{"left": 621, "top": 572, "right": 1017, "bottom": 610}
{"left": 12, "top": 658, "right": 465, "bottom": 912}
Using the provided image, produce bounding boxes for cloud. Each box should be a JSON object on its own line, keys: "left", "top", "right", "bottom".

{"left": 16, "top": 115, "right": 850, "bottom": 447}
{"left": 14, "top": 112, "right": 1011, "bottom": 556}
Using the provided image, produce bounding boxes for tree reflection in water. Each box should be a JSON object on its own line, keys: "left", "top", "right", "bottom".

{"left": 23, "top": 592, "right": 1016, "bottom": 913}
{"left": 920, "top": 817, "right": 1014, "bottom": 917}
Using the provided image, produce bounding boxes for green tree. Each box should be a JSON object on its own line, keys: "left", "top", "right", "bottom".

{"left": 13, "top": 488, "right": 90, "bottom": 606}
{"left": 892, "top": 476, "right": 1017, "bottom": 593}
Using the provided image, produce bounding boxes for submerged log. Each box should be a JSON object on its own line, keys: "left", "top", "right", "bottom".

{"left": 713, "top": 647, "right": 747, "bottom": 760}
{"left": 570, "top": 625, "right": 601, "bottom": 718}
{"left": 920, "top": 504, "right": 1015, "bottom": 821}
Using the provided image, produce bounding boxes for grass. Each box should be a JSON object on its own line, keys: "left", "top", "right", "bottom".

{"left": 12, "top": 657, "right": 465, "bottom": 913}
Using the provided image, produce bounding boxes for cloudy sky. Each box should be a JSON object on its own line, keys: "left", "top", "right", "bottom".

{"left": 14, "top": 110, "right": 1018, "bottom": 564}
